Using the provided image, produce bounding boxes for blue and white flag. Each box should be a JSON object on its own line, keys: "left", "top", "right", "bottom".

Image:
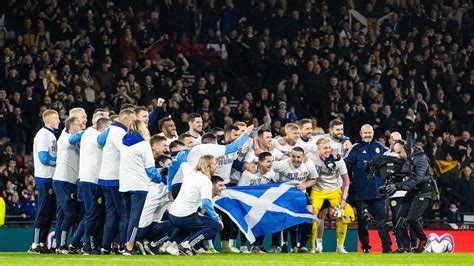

{"left": 215, "top": 183, "right": 316, "bottom": 243}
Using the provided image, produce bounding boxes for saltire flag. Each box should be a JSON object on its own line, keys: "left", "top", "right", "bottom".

{"left": 349, "top": 9, "right": 395, "bottom": 34}
{"left": 215, "top": 183, "right": 316, "bottom": 243}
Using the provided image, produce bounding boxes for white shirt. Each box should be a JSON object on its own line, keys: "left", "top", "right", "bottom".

{"left": 272, "top": 137, "right": 314, "bottom": 156}
{"left": 119, "top": 135, "right": 155, "bottom": 192}
{"left": 33, "top": 127, "right": 57, "bottom": 180}
{"left": 307, "top": 153, "right": 348, "bottom": 191}
{"left": 98, "top": 123, "right": 127, "bottom": 186}
{"left": 172, "top": 143, "right": 226, "bottom": 186}
{"left": 272, "top": 159, "right": 318, "bottom": 183}
{"left": 215, "top": 150, "right": 238, "bottom": 184}
{"left": 229, "top": 138, "right": 253, "bottom": 183}
{"left": 78, "top": 127, "right": 103, "bottom": 184}
{"left": 244, "top": 147, "right": 285, "bottom": 163}
{"left": 238, "top": 169, "right": 277, "bottom": 186}
{"left": 53, "top": 130, "right": 80, "bottom": 184}
{"left": 159, "top": 133, "right": 177, "bottom": 145}
{"left": 169, "top": 163, "right": 212, "bottom": 217}
{"left": 313, "top": 134, "right": 350, "bottom": 158}
{"left": 186, "top": 131, "right": 202, "bottom": 146}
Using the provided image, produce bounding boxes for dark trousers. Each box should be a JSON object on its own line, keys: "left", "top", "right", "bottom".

{"left": 390, "top": 197, "right": 418, "bottom": 249}
{"left": 398, "top": 197, "right": 430, "bottom": 248}
{"left": 216, "top": 208, "right": 238, "bottom": 241}
{"left": 138, "top": 220, "right": 174, "bottom": 243}
{"left": 121, "top": 191, "right": 148, "bottom": 245}
{"left": 71, "top": 203, "right": 85, "bottom": 245}
{"left": 169, "top": 213, "right": 221, "bottom": 248}
{"left": 171, "top": 183, "right": 182, "bottom": 199}
{"left": 71, "top": 182, "right": 85, "bottom": 246}
{"left": 239, "top": 231, "right": 265, "bottom": 246}
{"left": 272, "top": 232, "right": 281, "bottom": 247}
{"left": 32, "top": 182, "right": 56, "bottom": 245}
{"left": 283, "top": 226, "right": 298, "bottom": 248}
{"left": 101, "top": 185, "right": 123, "bottom": 248}
{"left": 355, "top": 199, "right": 392, "bottom": 251}
{"left": 81, "top": 182, "right": 102, "bottom": 250}
{"left": 53, "top": 181, "right": 77, "bottom": 247}
{"left": 218, "top": 183, "right": 238, "bottom": 242}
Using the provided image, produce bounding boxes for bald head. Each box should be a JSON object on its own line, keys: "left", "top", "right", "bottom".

{"left": 360, "top": 124, "right": 374, "bottom": 143}
{"left": 389, "top": 131, "right": 402, "bottom": 147}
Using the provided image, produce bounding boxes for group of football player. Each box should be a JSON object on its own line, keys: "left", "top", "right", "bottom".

{"left": 28, "top": 100, "right": 357, "bottom": 256}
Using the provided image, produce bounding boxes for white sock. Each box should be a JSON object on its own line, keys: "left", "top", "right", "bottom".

{"left": 229, "top": 239, "right": 236, "bottom": 248}
{"left": 221, "top": 240, "right": 229, "bottom": 249}
{"left": 61, "top": 231, "right": 68, "bottom": 247}
{"left": 31, "top": 243, "right": 38, "bottom": 249}
{"left": 317, "top": 238, "right": 323, "bottom": 247}
{"left": 207, "top": 240, "right": 214, "bottom": 249}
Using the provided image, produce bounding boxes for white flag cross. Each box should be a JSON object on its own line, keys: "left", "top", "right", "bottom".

{"left": 215, "top": 184, "right": 315, "bottom": 243}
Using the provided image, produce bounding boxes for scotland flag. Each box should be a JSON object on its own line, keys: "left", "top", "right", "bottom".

{"left": 215, "top": 183, "right": 316, "bottom": 243}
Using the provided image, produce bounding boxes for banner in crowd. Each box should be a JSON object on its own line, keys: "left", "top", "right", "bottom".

{"left": 215, "top": 183, "right": 316, "bottom": 243}
{"left": 348, "top": 9, "right": 394, "bottom": 34}
{"left": 359, "top": 230, "right": 474, "bottom": 253}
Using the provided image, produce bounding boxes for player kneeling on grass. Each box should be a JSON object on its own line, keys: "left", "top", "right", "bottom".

{"left": 133, "top": 156, "right": 179, "bottom": 256}
{"left": 168, "top": 156, "right": 225, "bottom": 256}
{"left": 119, "top": 120, "right": 165, "bottom": 255}
{"left": 307, "top": 138, "right": 355, "bottom": 253}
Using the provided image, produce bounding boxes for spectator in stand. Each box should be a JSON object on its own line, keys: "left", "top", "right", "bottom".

{"left": 454, "top": 166, "right": 474, "bottom": 213}
{"left": 0, "top": 0, "right": 471, "bottom": 233}
{"left": 7, "top": 191, "right": 27, "bottom": 221}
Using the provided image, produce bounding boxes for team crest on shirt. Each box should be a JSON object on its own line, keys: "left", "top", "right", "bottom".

{"left": 237, "top": 145, "right": 250, "bottom": 160}
{"left": 51, "top": 141, "right": 58, "bottom": 152}
{"left": 391, "top": 200, "right": 397, "bottom": 207}
{"left": 250, "top": 176, "right": 272, "bottom": 186}
{"left": 375, "top": 147, "right": 381, "bottom": 154}
{"left": 216, "top": 152, "right": 237, "bottom": 165}
{"left": 315, "top": 165, "right": 335, "bottom": 176}
{"left": 97, "top": 197, "right": 103, "bottom": 205}
{"left": 283, "top": 172, "right": 308, "bottom": 181}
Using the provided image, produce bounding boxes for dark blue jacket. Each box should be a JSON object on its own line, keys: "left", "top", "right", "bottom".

{"left": 344, "top": 140, "right": 387, "bottom": 201}
{"left": 396, "top": 146, "right": 432, "bottom": 198}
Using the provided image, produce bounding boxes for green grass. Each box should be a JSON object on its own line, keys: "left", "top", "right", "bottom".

{"left": 1, "top": 253, "right": 473, "bottom": 265}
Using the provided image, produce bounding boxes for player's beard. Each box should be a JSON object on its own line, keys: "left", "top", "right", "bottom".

{"left": 362, "top": 137, "right": 372, "bottom": 143}
{"left": 333, "top": 133, "right": 343, "bottom": 141}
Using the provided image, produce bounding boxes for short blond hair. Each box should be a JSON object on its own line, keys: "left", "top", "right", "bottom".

{"left": 69, "top": 107, "right": 86, "bottom": 117}
{"left": 285, "top": 123, "right": 300, "bottom": 132}
{"left": 195, "top": 155, "right": 215, "bottom": 177}
{"left": 316, "top": 137, "right": 330, "bottom": 146}
{"left": 42, "top": 109, "right": 58, "bottom": 121}
{"left": 128, "top": 119, "right": 151, "bottom": 142}
{"left": 233, "top": 121, "right": 246, "bottom": 128}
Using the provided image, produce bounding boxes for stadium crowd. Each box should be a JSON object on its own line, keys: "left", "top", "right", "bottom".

{"left": 0, "top": 0, "right": 473, "bottom": 254}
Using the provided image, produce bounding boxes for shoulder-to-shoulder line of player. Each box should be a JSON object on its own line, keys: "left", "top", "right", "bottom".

{"left": 30, "top": 105, "right": 369, "bottom": 255}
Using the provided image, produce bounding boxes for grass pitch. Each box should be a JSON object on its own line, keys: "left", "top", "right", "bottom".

{"left": 1, "top": 253, "right": 473, "bottom": 266}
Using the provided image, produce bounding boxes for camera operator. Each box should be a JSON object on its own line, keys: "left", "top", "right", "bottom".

{"left": 385, "top": 141, "right": 432, "bottom": 253}
{"left": 383, "top": 132, "right": 417, "bottom": 252}
{"left": 345, "top": 124, "right": 392, "bottom": 253}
